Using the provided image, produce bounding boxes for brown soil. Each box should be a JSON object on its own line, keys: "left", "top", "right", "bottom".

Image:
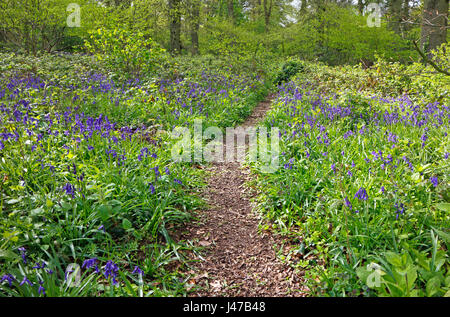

{"left": 180, "top": 96, "right": 307, "bottom": 297}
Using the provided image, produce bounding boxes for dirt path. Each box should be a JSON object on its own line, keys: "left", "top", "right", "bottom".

{"left": 181, "top": 96, "right": 307, "bottom": 297}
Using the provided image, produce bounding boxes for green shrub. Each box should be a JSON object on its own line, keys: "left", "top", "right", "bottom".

{"left": 84, "top": 28, "right": 167, "bottom": 80}
{"left": 274, "top": 59, "right": 305, "bottom": 86}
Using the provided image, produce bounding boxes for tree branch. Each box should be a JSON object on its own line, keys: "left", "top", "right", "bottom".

{"left": 413, "top": 40, "right": 450, "bottom": 76}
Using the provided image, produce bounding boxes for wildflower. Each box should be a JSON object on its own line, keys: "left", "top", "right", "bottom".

{"left": 104, "top": 260, "right": 119, "bottom": 285}
{"left": 18, "top": 247, "right": 27, "bottom": 264}
{"left": 154, "top": 166, "right": 161, "bottom": 179}
{"left": 149, "top": 183, "right": 155, "bottom": 194}
{"left": 82, "top": 258, "right": 98, "bottom": 270}
{"left": 132, "top": 266, "right": 144, "bottom": 276}
{"left": 347, "top": 170, "right": 353, "bottom": 177}
{"left": 19, "top": 276, "right": 33, "bottom": 286}
{"left": 430, "top": 176, "right": 438, "bottom": 188}
{"left": 284, "top": 158, "right": 294, "bottom": 169}
{"left": 32, "top": 262, "right": 46, "bottom": 269}
{"left": 344, "top": 197, "right": 352, "bottom": 210}
{"left": 63, "top": 183, "right": 76, "bottom": 198}
{"left": 380, "top": 186, "right": 385, "bottom": 194}
{"left": 331, "top": 163, "right": 336, "bottom": 173}
{"left": 354, "top": 187, "right": 368, "bottom": 201}
{"left": 174, "top": 178, "right": 182, "bottom": 185}
{"left": 1, "top": 274, "right": 15, "bottom": 286}
{"left": 394, "top": 202, "right": 405, "bottom": 219}
{"left": 38, "top": 281, "right": 45, "bottom": 295}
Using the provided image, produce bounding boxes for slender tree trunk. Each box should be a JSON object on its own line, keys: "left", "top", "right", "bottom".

{"left": 169, "top": 0, "right": 182, "bottom": 54}
{"left": 263, "top": 0, "right": 273, "bottom": 31}
{"left": 190, "top": 0, "right": 200, "bottom": 55}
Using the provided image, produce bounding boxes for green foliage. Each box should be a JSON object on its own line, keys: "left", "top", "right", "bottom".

{"left": 274, "top": 59, "right": 305, "bottom": 86}
{"left": 85, "top": 28, "right": 167, "bottom": 80}
{"left": 250, "top": 59, "right": 450, "bottom": 297}
{"left": 0, "top": 52, "right": 267, "bottom": 296}
{"left": 357, "top": 231, "right": 449, "bottom": 297}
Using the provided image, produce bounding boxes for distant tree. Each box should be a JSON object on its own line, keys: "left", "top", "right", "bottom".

{"left": 169, "top": 0, "right": 182, "bottom": 54}
{"left": 186, "top": 0, "right": 201, "bottom": 55}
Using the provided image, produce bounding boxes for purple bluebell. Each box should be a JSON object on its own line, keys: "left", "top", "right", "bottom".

{"left": 354, "top": 187, "right": 368, "bottom": 201}
{"left": 1, "top": 274, "right": 15, "bottom": 286}
{"left": 430, "top": 176, "right": 438, "bottom": 187}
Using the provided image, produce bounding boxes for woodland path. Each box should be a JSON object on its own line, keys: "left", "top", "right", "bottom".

{"left": 180, "top": 95, "right": 307, "bottom": 297}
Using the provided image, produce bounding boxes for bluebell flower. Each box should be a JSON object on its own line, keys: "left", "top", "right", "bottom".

{"left": 430, "top": 176, "right": 438, "bottom": 187}
{"left": 63, "top": 182, "right": 76, "bottom": 198}
{"left": 18, "top": 247, "right": 27, "bottom": 264}
{"left": 354, "top": 187, "right": 368, "bottom": 201}
{"left": 344, "top": 197, "right": 352, "bottom": 210}
{"left": 104, "top": 260, "right": 119, "bottom": 285}
{"left": 32, "top": 262, "right": 46, "bottom": 269}
{"left": 19, "top": 276, "right": 33, "bottom": 286}
{"left": 38, "top": 281, "right": 45, "bottom": 295}
{"left": 331, "top": 163, "right": 336, "bottom": 173}
{"left": 132, "top": 266, "right": 144, "bottom": 276}
{"left": 1, "top": 274, "right": 15, "bottom": 286}
{"left": 394, "top": 202, "right": 405, "bottom": 219}
{"left": 82, "top": 258, "right": 98, "bottom": 270}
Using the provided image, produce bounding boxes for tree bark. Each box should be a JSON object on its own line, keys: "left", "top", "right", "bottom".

{"left": 420, "top": 0, "right": 449, "bottom": 53}
{"left": 388, "top": 0, "right": 404, "bottom": 34}
{"left": 169, "top": 0, "right": 182, "bottom": 54}
{"left": 189, "top": 0, "right": 200, "bottom": 55}
{"left": 263, "top": 0, "right": 273, "bottom": 31}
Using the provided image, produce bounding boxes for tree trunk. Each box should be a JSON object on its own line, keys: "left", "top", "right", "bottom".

{"left": 263, "top": 0, "right": 273, "bottom": 31}
{"left": 388, "top": 0, "right": 403, "bottom": 34}
{"left": 227, "top": 0, "right": 235, "bottom": 23}
{"left": 420, "top": 0, "right": 449, "bottom": 53}
{"left": 169, "top": 0, "right": 182, "bottom": 54}
{"left": 190, "top": 0, "right": 200, "bottom": 55}
{"left": 357, "top": 0, "right": 364, "bottom": 14}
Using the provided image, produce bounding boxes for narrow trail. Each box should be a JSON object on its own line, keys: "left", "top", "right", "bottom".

{"left": 181, "top": 96, "right": 307, "bottom": 297}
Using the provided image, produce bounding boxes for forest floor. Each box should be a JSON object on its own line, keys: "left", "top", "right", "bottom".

{"left": 178, "top": 95, "right": 307, "bottom": 296}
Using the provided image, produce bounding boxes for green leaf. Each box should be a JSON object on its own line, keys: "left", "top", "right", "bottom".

{"left": 0, "top": 249, "right": 19, "bottom": 260}
{"left": 426, "top": 276, "right": 441, "bottom": 297}
{"left": 122, "top": 218, "right": 132, "bottom": 230}
{"left": 436, "top": 203, "right": 450, "bottom": 212}
{"left": 98, "top": 205, "right": 112, "bottom": 222}
{"left": 385, "top": 251, "right": 403, "bottom": 267}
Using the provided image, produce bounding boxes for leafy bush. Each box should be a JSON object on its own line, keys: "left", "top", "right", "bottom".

{"left": 274, "top": 59, "right": 305, "bottom": 86}
{"left": 85, "top": 28, "right": 167, "bottom": 80}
